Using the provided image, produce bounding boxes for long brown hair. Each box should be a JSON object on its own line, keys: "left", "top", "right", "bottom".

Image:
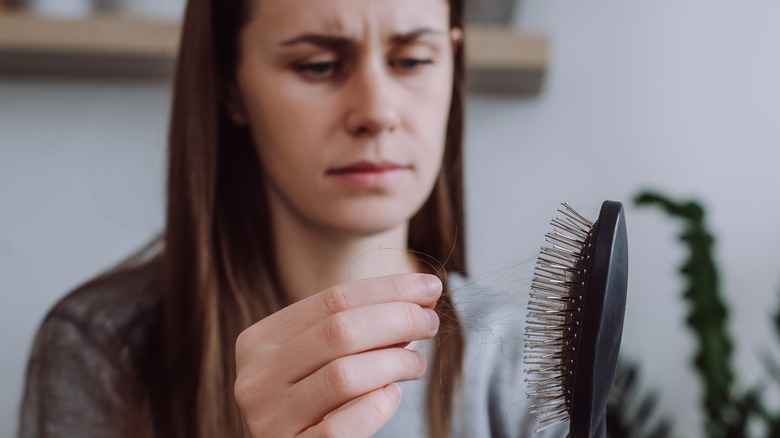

{"left": 162, "top": 0, "right": 467, "bottom": 436}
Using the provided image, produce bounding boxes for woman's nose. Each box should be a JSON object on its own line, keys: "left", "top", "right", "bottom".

{"left": 344, "top": 61, "right": 401, "bottom": 137}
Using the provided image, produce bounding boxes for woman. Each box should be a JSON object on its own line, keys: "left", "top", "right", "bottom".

{"left": 20, "top": 0, "right": 536, "bottom": 436}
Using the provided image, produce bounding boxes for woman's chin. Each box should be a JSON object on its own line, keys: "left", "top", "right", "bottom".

{"left": 308, "top": 196, "right": 424, "bottom": 237}
{"left": 326, "top": 216, "right": 409, "bottom": 238}
{"left": 312, "top": 209, "right": 412, "bottom": 238}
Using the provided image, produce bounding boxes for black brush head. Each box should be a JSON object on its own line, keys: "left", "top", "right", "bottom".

{"left": 569, "top": 201, "right": 628, "bottom": 437}
{"left": 525, "top": 201, "right": 628, "bottom": 437}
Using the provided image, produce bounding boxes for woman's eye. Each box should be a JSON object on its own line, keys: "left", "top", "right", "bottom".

{"left": 296, "top": 61, "right": 339, "bottom": 79}
{"left": 391, "top": 58, "right": 433, "bottom": 71}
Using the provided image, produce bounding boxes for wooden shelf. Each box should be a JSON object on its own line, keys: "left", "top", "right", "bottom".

{"left": 0, "top": 11, "right": 548, "bottom": 93}
{"left": 0, "top": 12, "right": 180, "bottom": 77}
{"left": 467, "top": 25, "right": 548, "bottom": 94}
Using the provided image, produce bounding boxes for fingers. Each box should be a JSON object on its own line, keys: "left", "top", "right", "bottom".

{"left": 246, "top": 273, "right": 442, "bottom": 345}
{"left": 279, "top": 302, "right": 438, "bottom": 381}
{"left": 287, "top": 348, "right": 426, "bottom": 424}
{"left": 236, "top": 274, "right": 441, "bottom": 378}
{"left": 239, "top": 348, "right": 423, "bottom": 436}
{"left": 298, "top": 384, "right": 403, "bottom": 438}
{"left": 235, "top": 273, "right": 442, "bottom": 437}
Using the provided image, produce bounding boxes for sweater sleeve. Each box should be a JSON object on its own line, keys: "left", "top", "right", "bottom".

{"left": 18, "top": 313, "right": 138, "bottom": 438}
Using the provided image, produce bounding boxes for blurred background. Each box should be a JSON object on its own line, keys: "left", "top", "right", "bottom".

{"left": 2, "top": 0, "right": 780, "bottom": 436}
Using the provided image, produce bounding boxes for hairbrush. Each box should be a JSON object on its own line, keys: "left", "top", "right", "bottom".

{"left": 524, "top": 201, "right": 629, "bottom": 437}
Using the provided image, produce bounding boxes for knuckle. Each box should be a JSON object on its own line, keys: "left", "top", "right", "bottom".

{"left": 236, "top": 323, "right": 272, "bottom": 350}
{"left": 235, "top": 327, "right": 274, "bottom": 369}
{"left": 325, "top": 359, "right": 358, "bottom": 397}
{"left": 321, "top": 286, "right": 350, "bottom": 315}
{"left": 323, "top": 312, "right": 356, "bottom": 351}
{"left": 389, "top": 275, "right": 410, "bottom": 300}
{"left": 233, "top": 374, "right": 253, "bottom": 408}
{"left": 400, "top": 303, "right": 421, "bottom": 329}
{"left": 235, "top": 329, "right": 250, "bottom": 353}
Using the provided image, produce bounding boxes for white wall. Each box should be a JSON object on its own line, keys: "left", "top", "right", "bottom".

{"left": 465, "top": 1, "right": 780, "bottom": 436}
{"left": 2, "top": 1, "right": 780, "bottom": 435}
{"left": 0, "top": 78, "right": 169, "bottom": 433}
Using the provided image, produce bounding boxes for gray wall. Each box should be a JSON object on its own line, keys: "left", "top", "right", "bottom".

{"left": 0, "top": 79, "right": 169, "bottom": 433}
{"left": 3, "top": 1, "right": 780, "bottom": 435}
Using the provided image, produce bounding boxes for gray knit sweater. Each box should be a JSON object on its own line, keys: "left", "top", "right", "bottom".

{"left": 377, "top": 273, "right": 566, "bottom": 437}
{"left": 20, "top": 265, "right": 567, "bottom": 437}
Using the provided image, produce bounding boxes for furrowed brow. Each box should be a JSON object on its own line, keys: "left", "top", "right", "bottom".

{"left": 390, "top": 28, "right": 446, "bottom": 45}
{"left": 279, "top": 34, "right": 353, "bottom": 52}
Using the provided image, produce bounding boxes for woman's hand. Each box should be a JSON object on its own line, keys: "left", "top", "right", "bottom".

{"left": 235, "top": 273, "right": 442, "bottom": 437}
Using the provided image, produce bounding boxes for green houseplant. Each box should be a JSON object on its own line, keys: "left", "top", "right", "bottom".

{"left": 633, "top": 191, "right": 780, "bottom": 437}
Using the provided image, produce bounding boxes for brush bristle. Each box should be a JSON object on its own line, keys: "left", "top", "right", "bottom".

{"left": 525, "top": 203, "right": 594, "bottom": 433}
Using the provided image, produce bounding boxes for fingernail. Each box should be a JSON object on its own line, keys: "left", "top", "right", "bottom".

{"left": 386, "top": 383, "right": 402, "bottom": 402}
{"left": 414, "top": 351, "right": 427, "bottom": 374}
{"left": 425, "top": 308, "right": 439, "bottom": 332}
{"left": 419, "top": 275, "right": 442, "bottom": 297}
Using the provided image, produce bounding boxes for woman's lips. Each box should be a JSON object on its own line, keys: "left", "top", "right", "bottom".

{"left": 326, "top": 161, "right": 411, "bottom": 188}
{"left": 328, "top": 161, "right": 406, "bottom": 175}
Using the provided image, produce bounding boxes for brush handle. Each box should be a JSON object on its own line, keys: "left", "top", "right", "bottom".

{"left": 565, "top": 417, "right": 605, "bottom": 438}
{"left": 594, "top": 414, "right": 607, "bottom": 438}
{"left": 569, "top": 201, "right": 628, "bottom": 438}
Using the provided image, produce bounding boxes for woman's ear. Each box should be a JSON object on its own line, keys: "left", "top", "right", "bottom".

{"left": 450, "top": 27, "right": 463, "bottom": 52}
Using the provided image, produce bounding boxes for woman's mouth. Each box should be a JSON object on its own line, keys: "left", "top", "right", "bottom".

{"left": 326, "top": 161, "right": 411, "bottom": 189}
{"left": 328, "top": 161, "right": 407, "bottom": 175}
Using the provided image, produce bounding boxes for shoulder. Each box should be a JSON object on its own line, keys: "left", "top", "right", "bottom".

{"left": 20, "top": 260, "right": 163, "bottom": 437}
{"left": 33, "top": 259, "right": 163, "bottom": 368}
{"left": 46, "top": 260, "right": 162, "bottom": 338}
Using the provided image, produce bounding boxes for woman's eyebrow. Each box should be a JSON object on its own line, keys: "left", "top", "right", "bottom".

{"left": 279, "top": 34, "right": 353, "bottom": 51}
{"left": 390, "top": 28, "right": 446, "bottom": 45}
{"left": 278, "top": 28, "right": 446, "bottom": 49}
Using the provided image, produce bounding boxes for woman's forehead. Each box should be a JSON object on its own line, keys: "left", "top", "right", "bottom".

{"left": 251, "top": 0, "right": 451, "bottom": 39}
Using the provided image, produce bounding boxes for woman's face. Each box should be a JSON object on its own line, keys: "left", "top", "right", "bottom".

{"left": 236, "top": 0, "right": 457, "bottom": 238}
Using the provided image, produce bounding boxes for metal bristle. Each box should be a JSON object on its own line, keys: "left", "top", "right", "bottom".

{"left": 524, "top": 202, "right": 595, "bottom": 433}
